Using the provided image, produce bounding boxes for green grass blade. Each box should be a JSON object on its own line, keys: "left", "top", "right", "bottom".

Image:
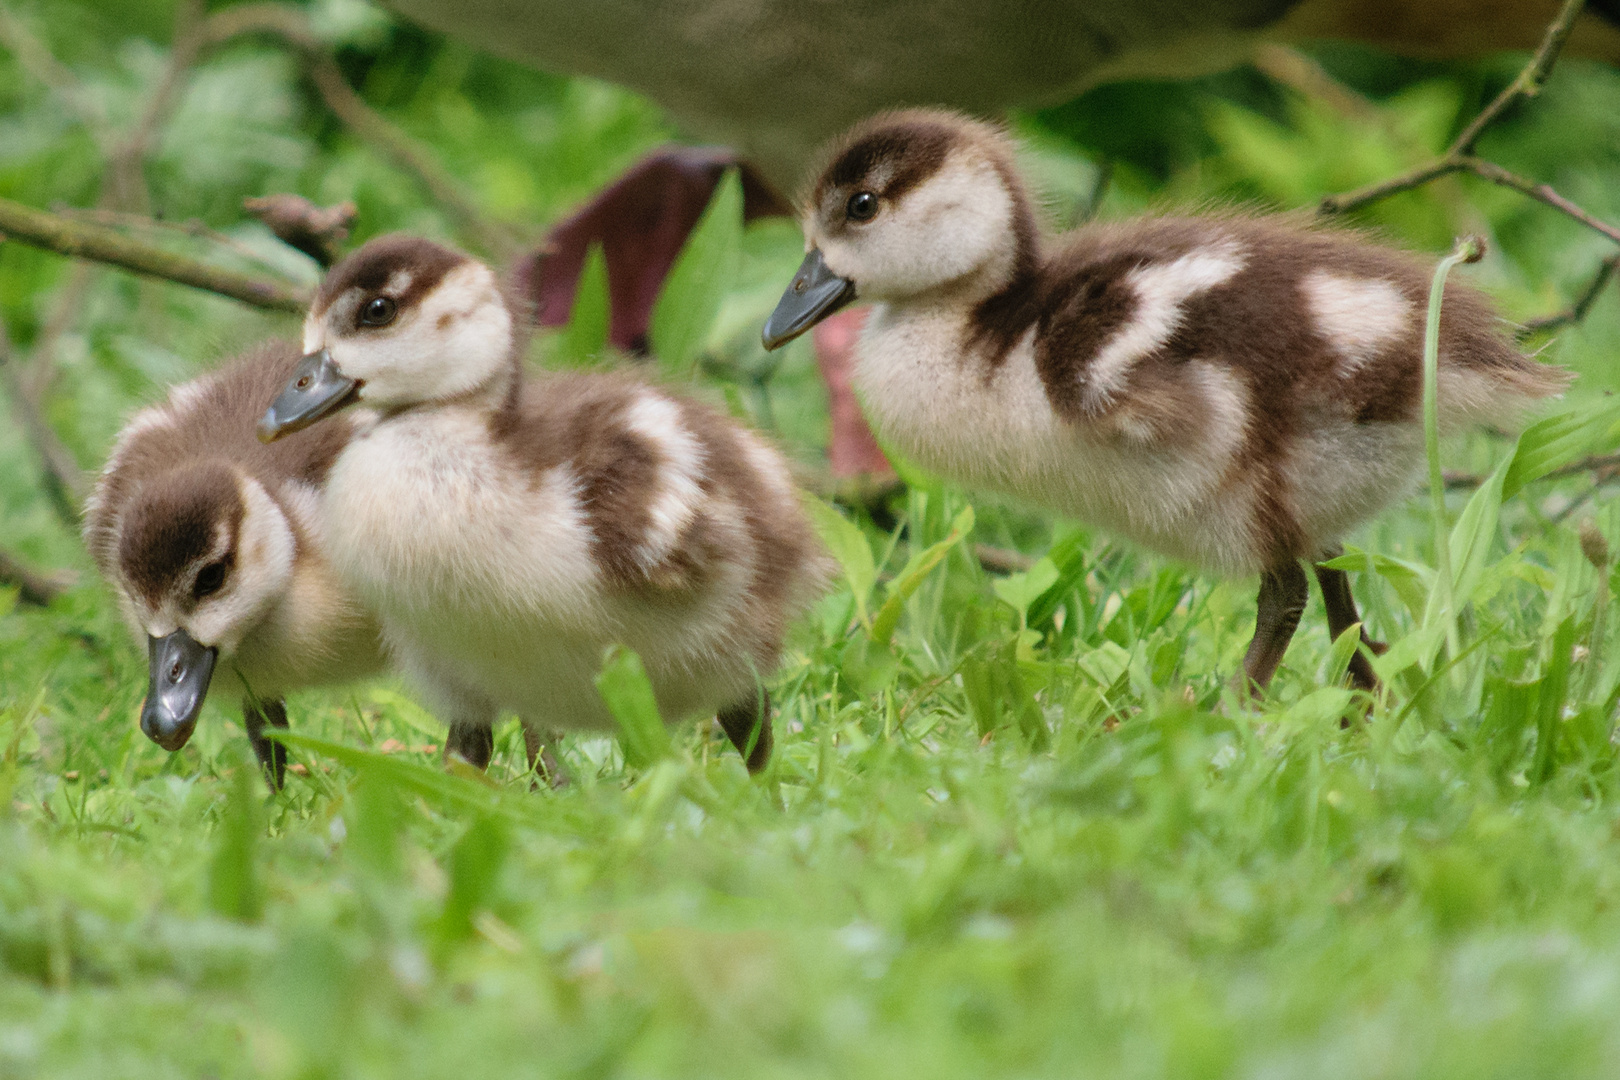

{"left": 871, "top": 504, "right": 975, "bottom": 646}
{"left": 596, "top": 644, "right": 671, "bottom": 770}
{"left": 804, "top": 495, "right": 877, "bottom": 631}
{"left": 650, "top": 168, "right": 742, "bottom": 375}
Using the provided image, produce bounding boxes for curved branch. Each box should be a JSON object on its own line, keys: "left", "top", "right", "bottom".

{"left": 0, "top": 548, "right": 75, "bottom": 607}
{"left": 0, "top": 196, "right": 310, "bottom": 312}
{"left": 204, "top": 2, "right": 525, "bottom": 262}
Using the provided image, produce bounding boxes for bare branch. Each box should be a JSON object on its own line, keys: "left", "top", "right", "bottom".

{"left": 0, "top": 548, "right": 75, "bottom": 607}
{"left": 205, "top": 2, "right": 525, "bottom": 262}
{"left": 1518, "top": 253, "right": 1620, "bottom": 339}
{"left": 1449, "top": 0, "right": 1587, "bottom": 156}
{"left": 0, "top": 319, "right": 87, "bottom": 524}
{"left": 103, "top": 0, "right": 209, "bottom": 213}
{"left": 1318, "top": 0, "right": 1617, "bottom": 340}
{"left": 244, "top": 194, "right": 356, "bottom": 267}
{"left": 1445, "top": 451, "right": 1620, "bottom": 490}
{"left": 0, "top": 196, "right": 310, "bottom": 311}
{"left": 1460, "top": 156, "right": 1620, "bottom": 246}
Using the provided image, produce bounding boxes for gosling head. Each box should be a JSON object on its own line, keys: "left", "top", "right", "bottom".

{"left": 258, "top": 234, "right": 515, "bottom": 441}
{"left": 763, "top": 109, "right": 1037, "bottom": 349}
{"left": 116, "top": 462, "right": 296, "bottom": 750}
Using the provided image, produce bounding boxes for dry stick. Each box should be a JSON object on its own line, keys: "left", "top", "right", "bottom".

{"left": 1318, "top": 0, "right": 1620, "bottom": 338}
{"left": 0, "top": 319, "right": 87, "bottom": 522}
{"left": 1446, "top": 450, "right": 1620, "bottom": 490}
{"left": 0, "top": 548, "right": 75, "bottom": 607}
{"left": 204, "top": 2, "right": 525, "bottom": 262}
{"left": 1518, "top": 253, "right": 1620, "bottom": 339}
{"left": 0, "top": 198, "right": 310, "bottom": 311}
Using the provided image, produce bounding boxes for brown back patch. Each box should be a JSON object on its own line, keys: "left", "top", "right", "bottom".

{"left": 88, "top": 340, "right": 354, "bottom": 579}
{"left": 117, "top": 462, "right": 242, "bottom": 604}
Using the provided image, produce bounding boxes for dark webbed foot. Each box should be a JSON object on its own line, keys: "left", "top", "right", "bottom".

{"left": 244, "top": 698, "right": 290, "bottom": 789}
{"left": 1240, "top": 560, "right": 1309, "bottom": 697}
{"left": 717, "top": 687, "right": 772, "bottom": 774}
{"left": 445, "top": 721, "right": 495, "bottom": 771}
{"left": 1312, "top": 560, "right": 1384, "bottom": 693}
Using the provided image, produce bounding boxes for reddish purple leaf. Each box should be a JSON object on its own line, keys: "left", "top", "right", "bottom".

{"left": 513, "top": 145, "right": 789, "bottom": 355}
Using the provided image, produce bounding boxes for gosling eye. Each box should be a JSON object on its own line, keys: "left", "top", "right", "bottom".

{"left": 359, "top": 296, "right": 398, "bottom": 328}
{"left": 194, "top": 560, "right": 228, "bottom": 600}
{"left": 845, "top": 191, "right": 879, "bottom": 223}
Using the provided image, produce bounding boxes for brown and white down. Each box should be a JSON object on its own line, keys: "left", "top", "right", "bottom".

{"left": 85, "top": 342, "right": 386, "bottom": 785}
{"left": 763, "top": 108, "right": 1570, "bottom": 693}
{"left": 258, "top": 235, "right": 831, "bottom": 773}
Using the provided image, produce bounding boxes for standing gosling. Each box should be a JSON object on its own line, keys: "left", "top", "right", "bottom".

{"left": 258, "top": 235, "right": 830, "bottom": 773}
{"left": 764, "top": 109, "right": 1569, "bottom": 693}
{"left": 86, "top": 342, "right": 385, "bottom": 784}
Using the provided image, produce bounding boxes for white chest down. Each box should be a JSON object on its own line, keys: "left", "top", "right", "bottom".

{"left": 853, "top": 305, "right": 1269, "bottom": 575}
{"left": 321, "top": 406, "right": 769, "bottom": 729}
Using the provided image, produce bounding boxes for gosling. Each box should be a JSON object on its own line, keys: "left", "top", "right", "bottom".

{"left": 258, "top": 235, "right": 830, "bottom": 773}
{"left": 763, "top": 108, "right": 1568, "bottom": 693}
{"left": 86, "top": 342, "right": 385, "bottom": 784}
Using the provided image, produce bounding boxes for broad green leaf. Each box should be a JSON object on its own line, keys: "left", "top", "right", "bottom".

{"left": 871, "top": 504, "right": 975, "bottom": 646}
{"left": 554, "top": 241, "right": 609, "bottom": 366}
{"left": 993, "top": 557, "right": 1060, "bottom": 624}
{"left": 1322, "top": 546, "right": 1432, "bottom": 619}
{"left": 1373, "top": 624, "right": 1446, "bottom": 683}
{"left": 436, "top": 815, "right": 509, "bottom": 944}
{"left": 271, "top": 731, "right": 526, "bottom": 822}
{"left": 1503, "top": 395, "right": 1620, "bottom": 500}
{"left": 1077, "top": 641, "right": 1132, "bottom": 689}
{"left": 596, "top": 644, "right": 670, "bottom": 769}
{"left": 650, "top": 168, "right": 742, "bottom": 374}
{"left": 1026, "top": 529, "right": 1091, "bottom": 629}
{"left": 805, "top": 496, "right": 876, "bottom": 630}
{"left": 1443, "top": 450, "right": 1511, "bottom": 612}
{"left": 1324, "top": 622, "right": 1365, "bottom": 688}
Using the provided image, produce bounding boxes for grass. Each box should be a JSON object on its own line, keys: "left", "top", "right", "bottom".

{"left": 5, "top": 3, "right": 1620, "bottom": 1075}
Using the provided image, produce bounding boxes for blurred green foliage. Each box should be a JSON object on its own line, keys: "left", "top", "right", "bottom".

{"left": 3, "top": 0, "right": 1620, "bottom": 1076}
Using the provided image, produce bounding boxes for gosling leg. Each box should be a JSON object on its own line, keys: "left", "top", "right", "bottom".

{"left": 520, "top": 722, "right": 570, "bottom": 789}
{"left": 1312, "top": 559, "right": 1384, "bottom": 692}
{"left": 244, "top": 697, "right": 290, "bottom": 789}
{"left": 445, "top": 720, "right": 495, "bottom": 771}
{"left": 717, "top": 687, "right": 772, "bottom": 774}
{"left": 1241, "top": 560, "right": 1309, "bottom": 696}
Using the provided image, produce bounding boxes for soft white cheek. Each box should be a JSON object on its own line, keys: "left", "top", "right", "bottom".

{"left": 192, "top": 479, "right": 295, "bottom": 653}
{"left": 302, "top": 317, "right": 322, "bottom": 353}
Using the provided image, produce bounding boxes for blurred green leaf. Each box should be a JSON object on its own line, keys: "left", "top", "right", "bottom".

{"left": 871, "top": 505, "right": 975, "bottom": 647}
{"left": 650, "top": 167, "right": 742, "bottom": 374}
{"left": 207, "top": 760, "right": 264, "bottom": 923}
{"left": 596, "top": 644, "right": 670, "bottom": 770}
{"left": 805, "top": 497, "right": 876, "bottom": 631}
{"left": 553, "top": 241, "right": 610, "bottom": 365}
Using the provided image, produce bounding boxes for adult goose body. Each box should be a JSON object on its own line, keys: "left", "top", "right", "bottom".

{"left": 260, "top": 235, "right": 830, "bottom": 773}
{"left": 86, "top": 342, "right": 385, "bottom": 784}
{"left": 764, "top": 109, "right": 1570, "bottom": 692}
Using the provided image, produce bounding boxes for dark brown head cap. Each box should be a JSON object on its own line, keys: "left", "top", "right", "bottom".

{"left": 311, "top": 233, "right": 470, "bottom": 323}
{"left": 117, "top": 461, "right": 242, "bottom": 605}
{"left": 810, "top": 109, "right": 1018, "bottom": 207}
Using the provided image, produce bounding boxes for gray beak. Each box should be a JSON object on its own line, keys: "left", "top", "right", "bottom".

{"left": 257, "top": 349, "right": 360, "bottom": 443}
{"left": 762, "top": 248, "right": 857, "bottom": 350}
{"left": 141, "top": 629, "right": 218, "bottom": 752}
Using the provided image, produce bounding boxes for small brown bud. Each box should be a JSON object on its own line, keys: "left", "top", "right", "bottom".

{"left": 1580, "top": 519, "right": 1610, "bottom": 570}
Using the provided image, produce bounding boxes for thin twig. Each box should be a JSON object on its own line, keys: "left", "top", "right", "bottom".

{"left": 0, "top": 319, "right": 87, "bottom": 523}
{"left": 1446, "top": 451, "right": 1620, "bottom": 490}
{"left": 0, "top": 196, "right": 310, "bottom": 311}
{"left": 1318, "top": 0, "right": 1618, "bottom": 340}
{"left": 204, "top": 2, "right": 524, "bottom": 261}
{"left": 1518, "top": 253, "right": 1620, "bottom": 338}
{"left": 0, "top": 548, "right": 75, "bottom": 607}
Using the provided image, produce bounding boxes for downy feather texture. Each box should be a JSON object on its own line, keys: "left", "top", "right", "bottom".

{"left": 775, "top": 108, "right": 1569, "bottom": 691}
{"left": 86, "top": 342, "right": 385, "bottom": 759}
{"left": 292, "top": 235, "right": 832, "bottom": 771}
